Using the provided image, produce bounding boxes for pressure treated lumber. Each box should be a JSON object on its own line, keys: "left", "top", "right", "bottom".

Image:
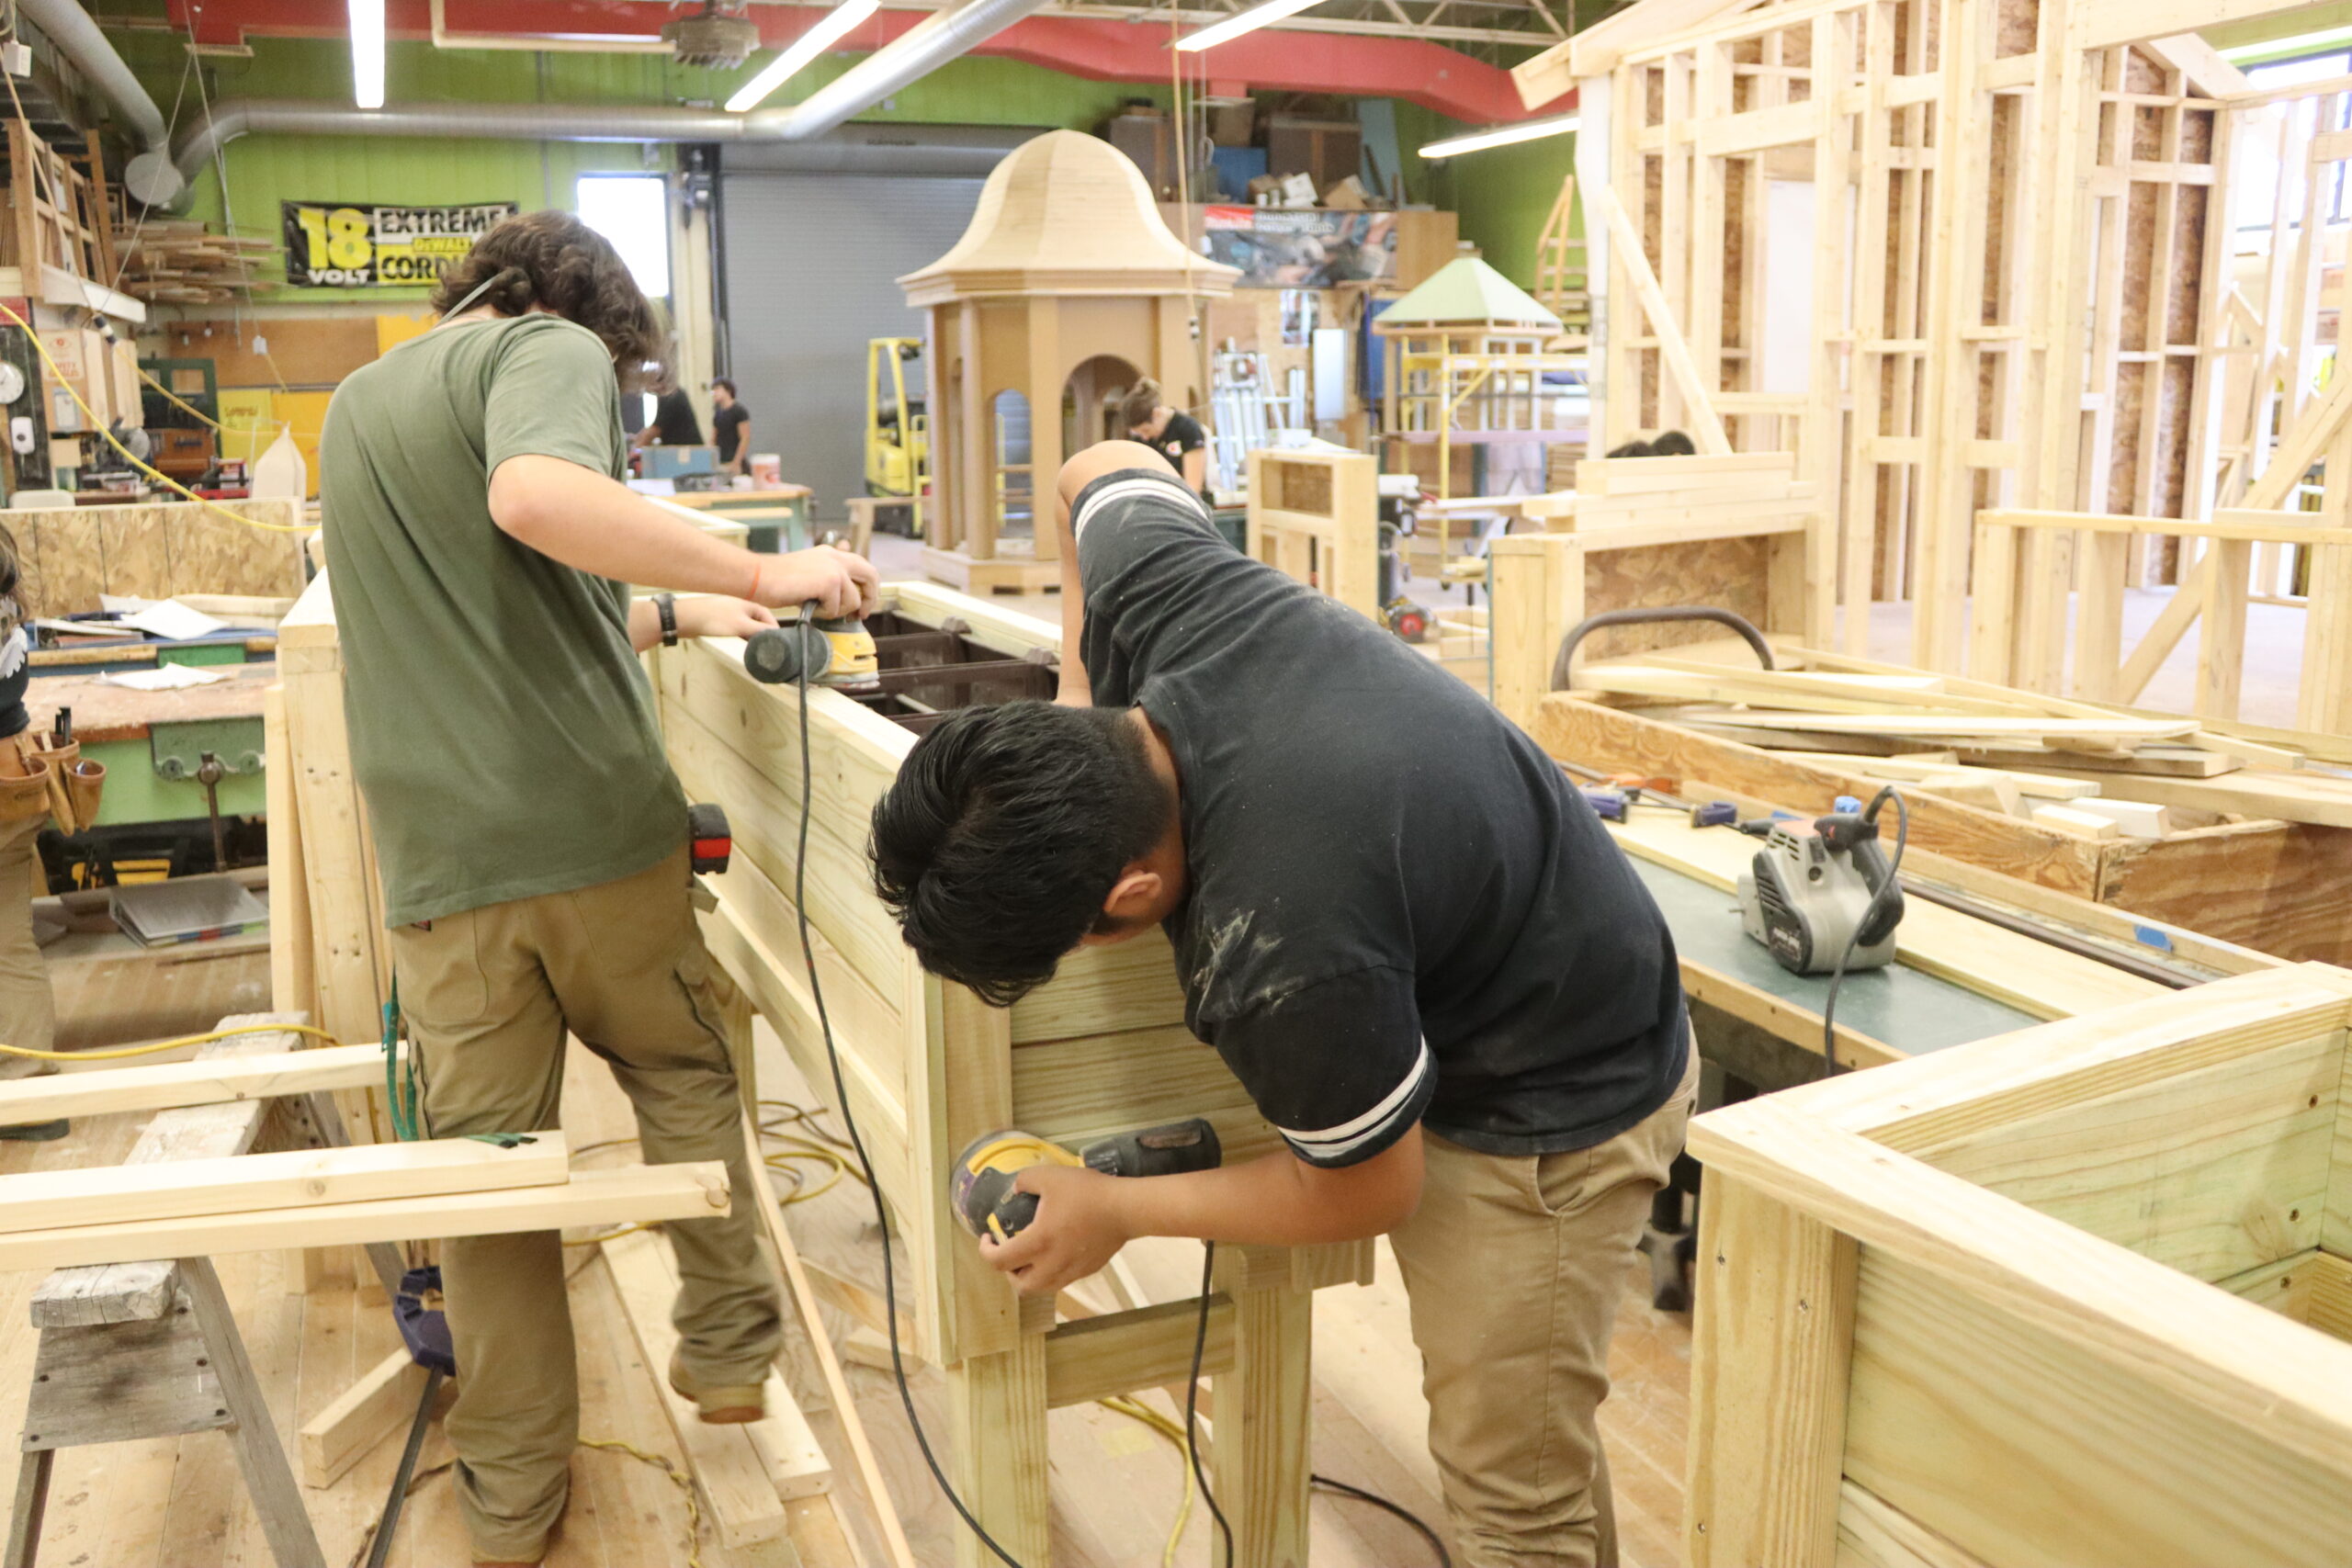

{"left": 0, "top": 1130, "right": 566, "bottom": 1236}
{"left": 0, "top": 1162, "right": 728, "bottom": 1274}
{"left": 1685, "top": 963, "right": 2352, "bottom": 1564}
{"left": 603, "top": 1225, "right": 830, "bottom": 1550}
{"left": 0, "top": 1043, "right": 390, "bottom": 1124}
{"left": 300, "top": 1345, "right": 430, "bottom": 1490}
{"left": 741, "top": 1107, "right": 922, "bottom": 1568}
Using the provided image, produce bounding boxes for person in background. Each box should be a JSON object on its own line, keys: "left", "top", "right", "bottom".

{"left": 711, "top": 378, "right": 752, "bottom": 477}
{"left": 630, "top": 382, "right": 705, "bottom": 450}
{"left": 0, "top": 528, "right": 57, "bottom": 1127}
{"left": 1603, "top": 430, "right": 1697, "bottom": 460}
{"left": 321, "top": 209, "right": 879, "bottom": 1567}
{"left": 1121, "top": 378, "right": 1211, "bottom": 501}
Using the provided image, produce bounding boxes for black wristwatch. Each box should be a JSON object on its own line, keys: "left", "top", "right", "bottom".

{"left": 654, "top": 592, "right": 680, "bottom": 647}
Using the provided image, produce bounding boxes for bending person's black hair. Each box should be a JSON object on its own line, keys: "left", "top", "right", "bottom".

{"left": 870, "top": 701, "right": 1174, "bottom": 1005}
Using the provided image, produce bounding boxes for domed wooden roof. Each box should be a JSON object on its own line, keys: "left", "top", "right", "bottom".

{"left": 899, "top": 130, "right": 1238, "bottom": 305}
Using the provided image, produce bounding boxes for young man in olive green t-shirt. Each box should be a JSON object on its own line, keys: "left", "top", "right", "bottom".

{"left": 321, "top": 211, "right": 877, "bottom": 1568}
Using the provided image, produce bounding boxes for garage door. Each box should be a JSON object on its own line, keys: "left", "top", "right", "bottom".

{"left": 718, "top": 173, "right": 983, "bottom": 519}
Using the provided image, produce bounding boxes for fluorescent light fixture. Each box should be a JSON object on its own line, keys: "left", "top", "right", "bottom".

{"left": 348, "top": 0, "right": 385, "bottom": 109}
{"left": 727, "top": 0, "right": 880, "bottom": 112}
{"left": 2220, "top": 24, "right": 2352, "bottom": 62}
{"left": 1419, "top": 113, "right": 1580, "bottom": 160}
{"left": 1175, "top": 0, "right": 1325, "bottom": 53}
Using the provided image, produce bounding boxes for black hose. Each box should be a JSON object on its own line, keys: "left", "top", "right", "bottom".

{"left": 1551, "top": 606, "right": 1775, "bottom": 692}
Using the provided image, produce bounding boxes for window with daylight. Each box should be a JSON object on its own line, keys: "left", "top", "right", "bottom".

{"left": 576, "top": 175, "right": 671, "bottom": 298}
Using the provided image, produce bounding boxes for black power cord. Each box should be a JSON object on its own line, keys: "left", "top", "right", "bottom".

{"left": 782, "top": 611, "right": 1446, "bottom": 1566}
{"left": 789, "top": 632, "right": 1030, "bottom": 1568}
{"left": 1185, "top": 1242, "right": 1236, "bottom": 1567}
{"left": 1819, "top": 785, "right": 1907, "bottom": 1075}
{"left": 1312, "top": 1474, "right": 1454, "bottom": 1568}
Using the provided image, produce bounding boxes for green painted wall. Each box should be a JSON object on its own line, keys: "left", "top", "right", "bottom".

{"left": 1443, "top": 132, "right": 1577, "bottom": 291}
{"left": 115, "top": 33, "right": 1175, "bottom": 302}
{"left": 113, "top": 25, "right": 1571, "bottom": 300}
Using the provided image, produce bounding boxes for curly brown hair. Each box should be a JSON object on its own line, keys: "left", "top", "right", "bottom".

{"left": 430, "top": 210, "right": 668, "bottom": 392}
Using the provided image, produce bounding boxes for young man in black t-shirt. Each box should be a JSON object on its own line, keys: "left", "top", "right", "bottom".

{"left": 870, "top": 440, "right": 1695, "bottom": 1567}
{"left": 711, "top": 378, "right": 752, "bottom": 475}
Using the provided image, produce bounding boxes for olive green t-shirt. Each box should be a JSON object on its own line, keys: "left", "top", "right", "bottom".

{"left": 320, "top": 313, "right": 685, "bottom": 926}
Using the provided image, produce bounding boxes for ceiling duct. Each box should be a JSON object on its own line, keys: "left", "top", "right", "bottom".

{"left": 169, "top": 106, "right": 1037, "bottom": 196}
{"left": 16, "top": 0, "right": 185, "bottom": 206}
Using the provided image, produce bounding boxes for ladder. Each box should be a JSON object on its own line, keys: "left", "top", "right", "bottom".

{"left": 1533, "top": 175, "right": 1590, "bottom": 334}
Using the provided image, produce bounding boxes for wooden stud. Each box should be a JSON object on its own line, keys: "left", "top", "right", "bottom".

{"left": 1686, "top": 1174, "right": 1857, "bottom": 1567}
{"left": 1210, "top": 1283, "right": 1313, "bottom": 1568}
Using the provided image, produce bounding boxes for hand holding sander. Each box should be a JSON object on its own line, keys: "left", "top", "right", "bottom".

{"left": 744, "top": 602, "right": 880, "bottom": 694}
{"left": 952, "top": 1119, "right": 1222, "bottom": 1244}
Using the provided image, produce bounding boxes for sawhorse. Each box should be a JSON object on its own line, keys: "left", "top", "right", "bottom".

{"left": 6, "top": 1012, "right": 406, "bottom": 1568}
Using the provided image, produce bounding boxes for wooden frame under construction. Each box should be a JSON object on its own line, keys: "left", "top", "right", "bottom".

{"left": 1510, "top": 0, "right": 2351, "bottom": 715}
{"left": 1683, "top": 960, "right": 2352, "bottom": 1566}
{"left": 1246, "top": 446, "right": 1381, "bottom": 621}
{"left": 649, "top": 580, "right": 1370, "bottom": 1567}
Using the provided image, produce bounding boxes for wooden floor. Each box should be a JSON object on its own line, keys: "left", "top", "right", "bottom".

{"left": 0, "top": 958, "right": 1697, "bottom": 1568}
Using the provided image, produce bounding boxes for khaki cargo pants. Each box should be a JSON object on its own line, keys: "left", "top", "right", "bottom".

{"left": 389, "top": 846, "right": 782, "bottom": 1563}
{"left": 0, "top": 814, "right": 53, "bottom": 1081}
{"left": 1389, "top": 1039, "right": 1698, "bottom": 1568}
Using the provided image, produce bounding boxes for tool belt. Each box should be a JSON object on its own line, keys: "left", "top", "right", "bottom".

{"left": 1, "top": 731, "right": 103, "bottom": 831}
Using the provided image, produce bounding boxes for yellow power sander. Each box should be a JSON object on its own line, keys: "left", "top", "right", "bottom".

{"left": 744, "top": 604, "right": 881, "bottom": 694}
{"left": 952, "top": 1120, "right": 1222, "bottom": 1243}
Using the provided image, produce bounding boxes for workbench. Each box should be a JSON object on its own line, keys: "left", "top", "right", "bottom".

{"left": 659, "top": 486, "right": 817, "bottom": 553}
{"left": 25, "top": 660, "right": 272, "bottom": 827}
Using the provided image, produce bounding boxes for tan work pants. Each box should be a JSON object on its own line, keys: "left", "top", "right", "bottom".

{"left": 0, "top": 813, "right": 54, "bottom": 1081}
{"left": 1390, "top": 1041, "right": 1698, "bottom": 1568}
{"left": 389, "top": 847, "right": 782, "bottom": 1563}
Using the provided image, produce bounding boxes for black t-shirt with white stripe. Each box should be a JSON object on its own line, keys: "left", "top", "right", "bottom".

{"left": 1072, "top": 468, "right": 1688, "bottom": 1168}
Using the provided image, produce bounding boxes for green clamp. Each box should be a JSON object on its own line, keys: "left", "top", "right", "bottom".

{"left": 466, "top": 1133, "right": 538, "bottom": 1150}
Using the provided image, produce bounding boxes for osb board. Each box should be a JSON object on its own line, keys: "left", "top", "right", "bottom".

{"left": 25, "top": 662, "right": 277, "bottom": 743}
{"left": 6, "top": 501, "right": 305, "bottom": 616}
{"left": 2101, "top": 822, "right": 2352, "bottom": 966}
{"left": 161, "top": 315, "right": 379, "bottom": 389}
{"left": 1578, "top": 536, "right": 1772, "bottom": 660}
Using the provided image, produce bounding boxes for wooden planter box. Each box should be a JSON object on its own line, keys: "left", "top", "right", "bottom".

{"left": 1685, "top": 962, "right": 2352, "bottom": 1567}
{"left": 650, "top": 581, "right": 1367, "bottom": 1566}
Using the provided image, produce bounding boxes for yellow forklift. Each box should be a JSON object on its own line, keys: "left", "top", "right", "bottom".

{"left": 864, "top": 337, "right": 929, "bottom": 536}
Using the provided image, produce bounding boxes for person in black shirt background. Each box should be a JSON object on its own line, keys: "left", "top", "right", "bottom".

{"left": 630, "top": 384, "right": 705, "bottom": 452}
{"left": 868, "top": 440, "right": 1695, "bottom": 1566}
{"left": 710, "top": 378, "right": 752, "bottom": 476}
{"left": 1120, "top": 378, "right": 1210, "bottom": 500}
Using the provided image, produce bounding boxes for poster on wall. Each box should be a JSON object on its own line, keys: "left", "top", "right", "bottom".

{"left": 280, "top": 201, "right": 518, "bottom": 288}
{"left": 1202, "top": 207, "right": 1397, "bottom": 288}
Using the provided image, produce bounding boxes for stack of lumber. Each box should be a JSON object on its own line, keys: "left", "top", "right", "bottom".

{"left": 0, "top": 1045, "right": 731, "bottom": 1272}
{"left": 110, "top": 220, "right": 272, "bottom": 302}
{"left": 1568, "top": 649, "right": 2352, "bottom": 835}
